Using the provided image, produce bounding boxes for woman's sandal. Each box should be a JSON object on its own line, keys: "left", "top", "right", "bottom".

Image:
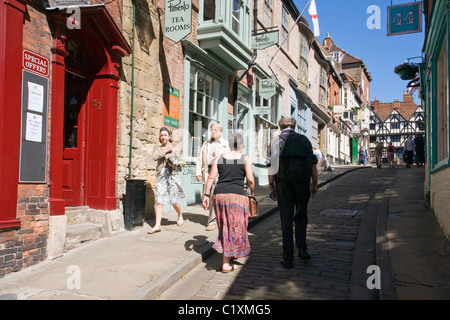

{"left": 148, "top": 227, "right": 161, "bottom": 234}
{"left": 221, "top": 265, "right": 238, "bottom": 273}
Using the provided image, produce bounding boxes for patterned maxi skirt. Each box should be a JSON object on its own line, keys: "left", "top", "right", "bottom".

{"left": 212, "top": 193, "right": 251, "bottom": 258}
{"left": 155, "top": 168, "right": 186, "bottom": 204}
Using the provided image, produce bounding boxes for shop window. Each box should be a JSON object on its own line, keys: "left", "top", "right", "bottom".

{"left": 188, "top": 66, "right": 221, "bottom": 158}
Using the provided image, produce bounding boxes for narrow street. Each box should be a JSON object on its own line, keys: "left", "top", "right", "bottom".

{"left": 160, "top": 166, "right": 395, "bottom": 300}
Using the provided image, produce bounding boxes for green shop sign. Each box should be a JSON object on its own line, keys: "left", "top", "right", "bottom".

{"left": 252, "top": 30, "right": 279, "bottom": 50}
{"left": 387, "top": 1, "right": 422, "bottom": 36}
{"left": 164, "top": 0, "right": 192, "bottom": 43}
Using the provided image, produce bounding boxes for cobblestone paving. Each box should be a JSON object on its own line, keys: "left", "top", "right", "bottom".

{"left": 189, "top": 168, "right": 395, "bottom": 300}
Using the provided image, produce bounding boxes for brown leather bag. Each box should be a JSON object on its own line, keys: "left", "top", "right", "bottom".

{"left": 248, "top": 196, "right": 258, "bottom": 218}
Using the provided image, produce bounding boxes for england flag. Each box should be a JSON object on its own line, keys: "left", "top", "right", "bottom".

{"left": 308, "top": 0, "right": 320, "bottom": 37}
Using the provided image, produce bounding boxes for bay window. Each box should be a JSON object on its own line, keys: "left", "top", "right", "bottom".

{"left": 188, "top": 65, "right": 222, "bottom": 158}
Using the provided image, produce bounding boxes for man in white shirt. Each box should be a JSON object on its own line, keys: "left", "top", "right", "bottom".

{"left": 195, "top": 123, "right": 230, "bottom": 231}
{"left": 403, "top": 136, "right": 416, "bottom": 168}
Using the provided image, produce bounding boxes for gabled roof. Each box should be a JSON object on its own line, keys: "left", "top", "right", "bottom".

{"left": 371, "top": 94, "right": 420, "bottom": 122}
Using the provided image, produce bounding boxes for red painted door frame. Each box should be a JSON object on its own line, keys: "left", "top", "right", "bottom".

{"left": 0, "top": 0, "right": 26, "bottom": 228}
{"left": 48, "top": 7, "right": 131, "bottom": 213}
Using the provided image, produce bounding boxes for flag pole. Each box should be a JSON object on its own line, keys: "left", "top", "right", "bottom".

{"left": 268, "top": 0, "right": 313, "bottom": 77}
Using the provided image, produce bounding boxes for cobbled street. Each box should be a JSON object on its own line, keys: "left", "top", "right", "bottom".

{"left": 161, "top": 167, "right": 395, "bottom": 300}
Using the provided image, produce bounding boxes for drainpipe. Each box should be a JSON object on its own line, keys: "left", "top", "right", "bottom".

{"left": 233, "top": 0, "right": 258, "bottom": 129}
{"left": 128, "top": 0, "right": 136, "bottom": 178}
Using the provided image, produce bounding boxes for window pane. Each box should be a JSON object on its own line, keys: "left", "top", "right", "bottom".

{"left": 232, "top": 0, "right": 240, "bottom": 35}
{"left": 203, "top": 0, "right": 216, "bottom": 21}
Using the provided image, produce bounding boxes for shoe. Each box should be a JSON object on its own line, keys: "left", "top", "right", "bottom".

{"left": 221, "top": 265, "right": 238, "bottom": 273}
{"left": 205, "top": 224, "right": 217, "bottom": 231}
{"left": 176, "top": 220, "right": 184, "bottom": 226}
{"left": 280, "top": 257, "right": 293, "bottom": 269}
{"left": 147, "top": 227, "right": 161, "bottom": 234}
{"left": 298, "top": 248, "right": 311, "bottom": 260}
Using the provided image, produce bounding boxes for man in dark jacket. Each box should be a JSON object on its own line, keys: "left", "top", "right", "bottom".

{"left": 414, "top": 133, "right": 425, "bottom": 167}
{"left": 268, "top": 117, "right": 318, "bottom": 268}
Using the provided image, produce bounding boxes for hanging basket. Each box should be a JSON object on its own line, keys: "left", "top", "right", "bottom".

{"left": 394, "top": 63, "right": 418, "bottom": 80}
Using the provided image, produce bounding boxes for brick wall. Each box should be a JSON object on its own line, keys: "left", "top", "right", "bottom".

{"left": 0, "top": 185, "right": 49, "bottom": 277}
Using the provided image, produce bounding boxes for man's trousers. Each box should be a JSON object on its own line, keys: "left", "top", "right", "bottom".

{"left": 276, "top": 179, "right": 311, "bottom": 260}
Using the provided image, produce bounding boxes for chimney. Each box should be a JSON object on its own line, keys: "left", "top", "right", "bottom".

{"left": 323, "top": 33, "right": 333, "bottom": 49}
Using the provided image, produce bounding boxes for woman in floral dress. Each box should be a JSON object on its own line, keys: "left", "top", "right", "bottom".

{"left": 148, "top": 127, "right": 186, "bottom": 234}
{"left": 202, "top": 132, "right": 255, "bottom": 272}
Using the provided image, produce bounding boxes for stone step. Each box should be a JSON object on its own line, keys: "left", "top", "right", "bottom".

{"left": 65, "top": 222, "right": 104, "bottom": 250}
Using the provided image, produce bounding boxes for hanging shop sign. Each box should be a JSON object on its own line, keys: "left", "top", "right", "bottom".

{"left": 252, "top": 30, "right": 279, "bottom": 50}
{"left": 259, "top": 78, "right": 277, "bottom": 100}
{"left": 164, "top": 84, "right": 180, "bottom": 128}
{"left": 387, "top": 1, "right": 422, "bottom": 36}
{"left": 164, "top": 0, "right": 192, "bottom": 43}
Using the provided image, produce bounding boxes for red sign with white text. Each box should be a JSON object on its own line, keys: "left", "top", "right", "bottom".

{"left": 23, "top": 50, "right": 50, "bottom": 78}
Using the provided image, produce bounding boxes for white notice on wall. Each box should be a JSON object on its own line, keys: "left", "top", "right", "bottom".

{"left": 26, "top": 112, "right": 43, "bottom": 143}
{"left": 28, "top": 82, "right": 44, "bottom": 113}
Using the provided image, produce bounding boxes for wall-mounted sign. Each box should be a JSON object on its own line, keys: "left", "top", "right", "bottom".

{"left": 254, "top": 106, "right": 271, "bottom": 115}
{"left": 164, "top": 84, "right": 180, "bottom": 128}
{"left": 387, "top": 1, "right": 422, "bottom": 36}
{"left": 164, "top": 0, "right": 192, "bottom": 43}
{"left": 23, "top": 50, "right": 50, "bottom": 78}
{"left": 252, "top": 30, "right": 279, "bottom": 50}
{"left": 259, "top": 78, "right": 277, "bottom": 100}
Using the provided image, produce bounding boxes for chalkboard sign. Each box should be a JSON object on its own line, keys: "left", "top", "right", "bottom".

{"left": 19, "top": 70, "right": 48, "bottom": 182}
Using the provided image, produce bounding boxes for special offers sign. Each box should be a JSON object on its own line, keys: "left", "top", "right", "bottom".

{"left": 164, "top": 0, "right": 192, "bottom": 43}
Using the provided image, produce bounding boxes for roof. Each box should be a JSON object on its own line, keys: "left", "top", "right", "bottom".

{"left": 371, "top": 94, "right": 420, "bottom": 121}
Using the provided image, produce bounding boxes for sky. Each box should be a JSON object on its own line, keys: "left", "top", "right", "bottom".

{"left": 295, "top": 0, "right": 425, "bottom": 105}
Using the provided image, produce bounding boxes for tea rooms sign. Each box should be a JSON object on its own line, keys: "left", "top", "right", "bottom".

{"left": 164, "top": 0, "right": 192, "bottom": 43}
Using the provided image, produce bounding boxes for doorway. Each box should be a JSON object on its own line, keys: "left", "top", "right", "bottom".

{"left": 62, "top": 38, "right": 89, "bottom": 206}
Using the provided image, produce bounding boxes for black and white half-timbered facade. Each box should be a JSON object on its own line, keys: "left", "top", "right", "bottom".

{"left": 369, "top": 93, "right": 425, "bottom": 161}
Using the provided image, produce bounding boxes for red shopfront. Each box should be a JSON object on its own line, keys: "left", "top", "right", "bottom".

{"left": 47, "top": 5, "right": 131, "bottom": 214}
{"left": 0, "top": 3, "right": 131, "bottom": 231}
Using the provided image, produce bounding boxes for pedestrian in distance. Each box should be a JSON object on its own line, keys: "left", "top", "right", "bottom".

{"left": 268, "top": 117, "right": 318, "bottom": 268}
{"left": 363, "top": 146, "right": 368, "bottom": 165}
{"left": 386, "top": 141, "right": 396, "bottom": 168}
{"left": 314, "top": 147, "right": 332, "bottom": 171}
{"left": 375, "top": 141, "right": 383, "bottom": 169}
{"left": 195, "top": 122, "right": 230, "bottom": 231}
{"left": 358, "top": 146, "right": 365, "bottom": 165}
{"left": 404, "top": 135, "right": 416, "bottom": 168}
{"left": 148, "top": 127, "right": 186, "bottom": 234}
{"left": 202, "top": 132, "right": 255, "bottom": 273}
{"left": 414, "top": 133, "right": 425, "bottom": 167}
